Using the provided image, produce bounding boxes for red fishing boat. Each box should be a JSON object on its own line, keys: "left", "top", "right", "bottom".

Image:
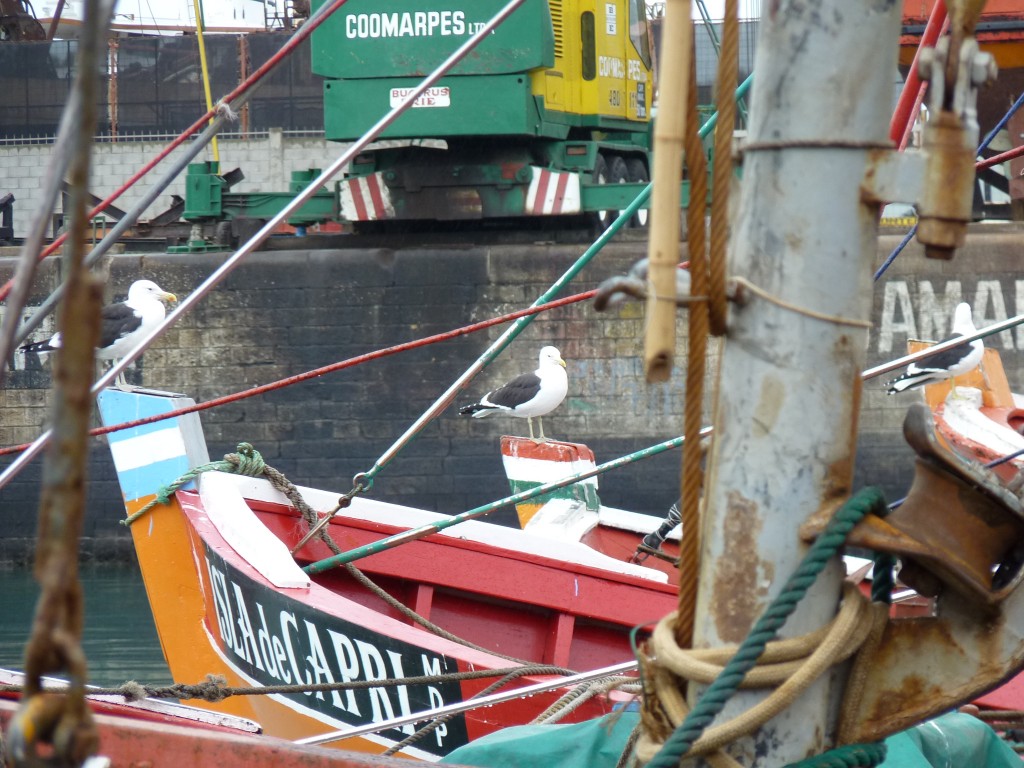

{"left": 95, "top": 388, "right": 680, "bottom": 759}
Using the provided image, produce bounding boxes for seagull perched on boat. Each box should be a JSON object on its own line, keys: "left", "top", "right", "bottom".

{"left": 885, "top": 302, "right": 984, "bottom": 396}
{"left": 20, "top": 279, "right": 177, "bottom": 389}
{"left": 459, "top": 346, "right": 568, "bottom": 441}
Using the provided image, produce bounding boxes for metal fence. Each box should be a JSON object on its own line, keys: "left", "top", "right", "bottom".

{"left": 651, "top": 18, "right": 759, "bottom": 124}
{"left": 0, "top": 18, "right": 759, "bottom": 142}
{"left": 0, "top": 32, "right": 323, "bottom": 140}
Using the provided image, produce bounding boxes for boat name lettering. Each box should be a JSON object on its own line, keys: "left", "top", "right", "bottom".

{"left": 203, "top": 553, "right": 468, "bottom": 753}
{"left": 876, "top": 279, "right": 1024, "bottom": 354}
{"left": 345, "top": 11, "right": 468, "bottom": 39}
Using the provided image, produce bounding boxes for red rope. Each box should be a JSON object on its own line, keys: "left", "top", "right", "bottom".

{"left": 0, "top": 0, "right": 352, "bottom": 303}
{"left": 0, "top": 289, "right": 598, "bottom": 458}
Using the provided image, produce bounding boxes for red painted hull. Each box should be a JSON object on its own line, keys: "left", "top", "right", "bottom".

{"left": 0, "top": 697, "right": 413, "bottom": 768}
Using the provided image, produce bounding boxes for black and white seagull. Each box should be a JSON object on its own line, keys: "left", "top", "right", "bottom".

{"left": 20, "top": 279, "right": 177, "bottom": 388}
{"left": 886, "top": 302, "right": 984, "bottom": 396}
{"left": 459, "top": 346, "right": 568, "bottom": 440}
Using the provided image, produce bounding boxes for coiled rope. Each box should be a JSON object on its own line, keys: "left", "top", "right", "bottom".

{"left": 637, "top": 486, "right": 889, "bottom": 768}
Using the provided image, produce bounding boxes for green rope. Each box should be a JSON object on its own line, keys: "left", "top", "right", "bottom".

{"left": 870, "top": 552, "right": 896, "bottom": 605}
{"left": 121, "top": 442, "right": 266, "bottom": 526}
{"left": 644, "top": 486, "right": 889, "bottom": 768}
{"left": 782, "top": 742, "right": 888, "bottom": 768}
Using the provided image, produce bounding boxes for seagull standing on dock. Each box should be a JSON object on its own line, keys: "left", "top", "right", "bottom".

{"left": 20, "top": 279, "right": 177, "bottom": 389}
{"left": 459, "top": 346, "right": 568, "bottom": 441}
{"left": 885, "top": 302, "right": 984, "bottom": 395}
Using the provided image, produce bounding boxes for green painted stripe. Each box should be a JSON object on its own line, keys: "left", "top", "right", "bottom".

{"left": 508, "top": 478, "right": 600, "bottom": 511}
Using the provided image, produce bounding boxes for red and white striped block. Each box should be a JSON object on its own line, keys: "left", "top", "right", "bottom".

{"left": 524, "top": 167, "right": 581, "bottom": 215}
{"left": 340, "top": 173, "right": 395, "bottom": 221}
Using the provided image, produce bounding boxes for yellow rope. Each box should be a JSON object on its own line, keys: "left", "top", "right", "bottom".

{"left": 676, "top": 37, "right": 710, "bottom": 651}
{"left": 836, "top": 601, "right": 891, "bottom": 744}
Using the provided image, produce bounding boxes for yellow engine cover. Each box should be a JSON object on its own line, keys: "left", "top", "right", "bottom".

{"left": 531, "top": 0, "right": 654, "bottom": 123}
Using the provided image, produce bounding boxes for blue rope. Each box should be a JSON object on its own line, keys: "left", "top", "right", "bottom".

{"left": 979, "top": 90, "right": 1024, "bottom": 155}
{"left": 645, "top": 486, "right": 888, "bottom": 768}
{"left": 873, "top": 225, "right": 917, "bottom": 281}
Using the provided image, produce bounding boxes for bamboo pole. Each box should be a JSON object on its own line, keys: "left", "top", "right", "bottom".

{"left": 643, "top": 0, "right": 692, "bottom": 382}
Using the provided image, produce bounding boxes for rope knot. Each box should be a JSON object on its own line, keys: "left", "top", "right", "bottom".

{"left": 224, "top": 443, "right": 266, "bottom": 477}
{"left": 173, "top": 674, "right": 230, "bottom": 703}
{"left": 115, "top": 680, "right": 149, "bottom": 702}
{"left": 215, "top": 100, "right": 238, "bottom": 121}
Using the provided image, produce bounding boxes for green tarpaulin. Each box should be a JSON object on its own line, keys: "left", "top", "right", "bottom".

{"left": 441, "top": 711, "right": 1021, "bottom": 767}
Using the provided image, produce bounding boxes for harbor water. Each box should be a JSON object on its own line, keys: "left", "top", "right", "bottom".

{"left": 0, "top": 562, "right": 173, "bottom": 687}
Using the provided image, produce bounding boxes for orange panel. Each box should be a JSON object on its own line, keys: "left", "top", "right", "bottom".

{"left": 906, "top": 342, "right": 1012, "bottom": 409}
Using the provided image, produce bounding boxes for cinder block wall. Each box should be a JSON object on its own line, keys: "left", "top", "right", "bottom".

{"left": 0, "top": 129, "right": 336, "bottom": 239}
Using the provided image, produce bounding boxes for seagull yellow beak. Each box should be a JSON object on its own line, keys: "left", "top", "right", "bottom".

{"left": 160, "top": 291, "right": 178, "bottom": 303}
{"left": 558, "top": 357, "right": 566, "bottom": 368}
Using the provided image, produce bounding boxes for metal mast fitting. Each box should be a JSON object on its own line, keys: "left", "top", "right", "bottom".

{"left": 915, "top": 34, "right": 997, "bottom": 259}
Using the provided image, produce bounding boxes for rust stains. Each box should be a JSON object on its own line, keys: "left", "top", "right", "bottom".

{"left": 713, "top": 491, "right": 771, "bottom": 643}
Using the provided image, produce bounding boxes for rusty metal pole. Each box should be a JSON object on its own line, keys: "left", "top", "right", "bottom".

{"left": 239, "top": 35, "right": 251, "bottom": 138}
{"left": 691, "top": 1, "right": 903, "bottom": 764}
{"left": 45, "top": 0, "right": 66, "bottom": 39}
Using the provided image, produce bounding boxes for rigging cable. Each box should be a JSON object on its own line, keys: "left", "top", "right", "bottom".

{"left": 302, "top": 429, "right": 713, "bottom": 574}
{"left": 0, "top": 0, "right": 361, "bottom": 372}
{"left": 889, "top": 1, "right": 948, "bottom": 149}
{"left": 0, "top": 0, "right": 529, "bottom": 493}
{"left": 0, "top": 0, "right": 357, "bottom": 305}
{"left": 0, "top": 289, "right": 596, "bottom": 458}
{"left": 675, "top": 36, "right": 710, "bottom": 650}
